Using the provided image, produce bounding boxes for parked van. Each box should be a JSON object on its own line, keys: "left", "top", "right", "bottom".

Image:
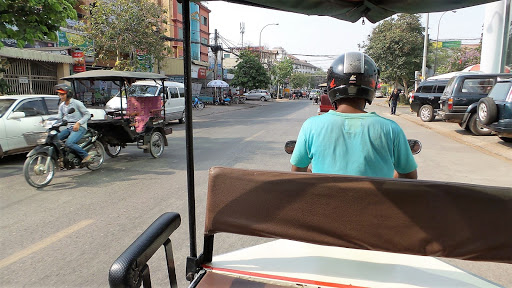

{"left": 105, "top": 81, "right": 185, "bottom": 124}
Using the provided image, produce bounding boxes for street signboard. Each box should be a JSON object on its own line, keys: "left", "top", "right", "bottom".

{"left": 442, "top": 41, "right": 461, "bottom": 48}
{"left": 432, "top": 41, "right": 461, "bottom": 48}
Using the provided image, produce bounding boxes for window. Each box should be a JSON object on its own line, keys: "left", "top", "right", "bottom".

{"left": 178, "top": 28, "right": 183, "bottom": 40}
{"left": 489, "top": 82, "right": 512, "bottom": 101}
{"left": 201, "top": 37, "right": 208, "bottom": 45}
{"left": 435, "top": 85, "right": 446, "bottom": 93}
{"left": 461, "top": 78, "right": 495, "bottom": 94}
{"left": 201, "top": 16, "right": 207, "bottom": 26}
{"left": 224, "top": 53, "right": 230, "bottom": 58}
{"left": 44, "top": 98, "right": 59, "bottom": 114}
{"left": 15, "top": 99, "right": 46, "bottom": 117}
{"left": 177, "top": 2, "right": 182, "bottom": 14}
{"left": 169, "top": 87, "right": 180, "bottom": 98}
{"left": 420, "top": 85, "right": 433, "bottom": 93}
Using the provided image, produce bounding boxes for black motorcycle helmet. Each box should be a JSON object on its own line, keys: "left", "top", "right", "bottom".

{"left": 55, "top": 83, "right": 74, "bottom": 99}
{"left": 327, "top": 52, "right": 379, "bottom": 105}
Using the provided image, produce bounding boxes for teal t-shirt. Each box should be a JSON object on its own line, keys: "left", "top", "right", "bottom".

{"left": 290, "top": 110, "right": 417, "bottom": 178}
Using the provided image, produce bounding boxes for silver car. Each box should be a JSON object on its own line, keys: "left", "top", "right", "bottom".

{"left": 0, "top": 95, "right": 106, "bottom": 158}
{"left": 243, "top": 89, "right": 271, "bottom": 101}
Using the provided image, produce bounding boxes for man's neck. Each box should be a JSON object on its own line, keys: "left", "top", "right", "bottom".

{"left": 65, "top": 99, "right": 71, "bottom": 105}
{"left": 335, "top": 100, "right": 367, "bottom": 113}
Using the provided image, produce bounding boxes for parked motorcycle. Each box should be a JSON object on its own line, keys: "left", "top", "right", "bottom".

{"left": 23, "top": 115, "right": 106, "bottom": 188}
{"left": 214, "top": 96, "right": 231, "bottom": 106}
{"left": 193, "top": 96, "right": 205, "bottom": 110}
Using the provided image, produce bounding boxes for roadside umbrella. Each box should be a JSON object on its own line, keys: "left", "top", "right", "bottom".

{"left": 207, "top": 80, "right": 229, "bottom": 88}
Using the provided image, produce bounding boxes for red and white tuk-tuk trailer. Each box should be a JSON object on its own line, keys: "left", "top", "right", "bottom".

{"left": 107, "top": 1, "right": 511, "bottom": 287}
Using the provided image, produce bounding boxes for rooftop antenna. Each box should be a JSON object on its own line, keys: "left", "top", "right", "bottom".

{"left": 240, "top": 22, "right": 245, "bottom": 47}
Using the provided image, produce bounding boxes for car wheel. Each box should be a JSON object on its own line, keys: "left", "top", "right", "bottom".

{"left": 468, "top": 113, "right": 492, "bottom": 136}
{"left": 179, "top": 110, "right": 185, "bottom": 124}
{"left": 419, "top": 105, "right": 435, "bottom": 122}
{"left": 477, "top": 97, "right": 498, "bottom": 125}
{"left": 498, "top": 136, "right": 512, "bottom": 142}
{"left": 260, "top": 96, "right": 266, "bottom": 101}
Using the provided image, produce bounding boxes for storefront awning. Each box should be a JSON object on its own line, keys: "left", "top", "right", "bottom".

{"left": 0, "top": 46, "right": 73, "bottom": 64}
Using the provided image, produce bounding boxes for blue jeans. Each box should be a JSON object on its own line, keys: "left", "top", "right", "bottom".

{"left": 58, "top": 127, "right": 88, "bottom": 159}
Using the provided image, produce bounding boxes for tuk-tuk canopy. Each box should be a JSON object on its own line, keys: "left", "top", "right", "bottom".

{"left": 61, "top": 70, "right": 167, "bottom": 82}
{"left": 222, "top": 0, "right": 497, "bottom": 23}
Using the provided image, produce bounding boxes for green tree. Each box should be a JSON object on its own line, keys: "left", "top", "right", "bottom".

{"left": 308, "top": 71, "right": 327, "bottom": 88}
{"left": 231, "top": 50, "right": 270, "bottom": 91}
{"left": 79, "top": 0, "right": 168, "bottom": 71}
{"left": 361, "top": 14, "right": 424, "bottom": 94}
{"left": 270, "top": 58, "right": 293, "bottom": 97}
{"left": 290, "top": 73, "right": 309, "bottom": 89}
{"left": 0, "top": 0, "right": 77, "bottom": 48}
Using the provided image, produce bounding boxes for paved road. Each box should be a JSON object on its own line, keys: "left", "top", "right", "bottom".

{"left": 0, "top": 98, "right": 510, "bottom": 287}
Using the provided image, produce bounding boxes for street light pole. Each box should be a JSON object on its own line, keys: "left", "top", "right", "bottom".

{"left": 434, "top": 11, "right": 456, "bottom": 75}
{"left": 259, "top": 23, "right": 279, "bottom": 60}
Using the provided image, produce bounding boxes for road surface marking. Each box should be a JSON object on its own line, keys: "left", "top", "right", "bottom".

{"left": 0, "top": 219, "right": 94, "bottom": 269}
{"left": 243, "top": 130, "right": 265, "bottom": 142}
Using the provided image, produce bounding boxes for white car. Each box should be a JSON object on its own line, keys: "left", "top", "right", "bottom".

{"left": 0, "top": 95, "right": 106, "bottom": 158}
{"left": 105, "top": 80, "right": 185, "bottom": 123}
{"left": 243, "top": 89, "right": 271, "bottom": 101}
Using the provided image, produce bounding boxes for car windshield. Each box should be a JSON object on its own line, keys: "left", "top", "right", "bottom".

{"left": 127, "top": 85, "right": 159, "bottom": 97}
{"left": 0, "top": 99, "right": 16, "bottom": 118}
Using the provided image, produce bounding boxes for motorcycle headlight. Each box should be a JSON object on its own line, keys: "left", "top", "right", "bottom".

{"left": 50, "top": 130, "right": 58, "bottom": 135}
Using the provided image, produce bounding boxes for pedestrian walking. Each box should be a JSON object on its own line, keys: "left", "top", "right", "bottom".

{"left": 388, "top": 88, "right": 400, "bottom": 115}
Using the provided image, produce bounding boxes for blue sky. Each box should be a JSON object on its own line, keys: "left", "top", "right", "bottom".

{"left": 203, "top": 1, "right": 487, "bottom": 70}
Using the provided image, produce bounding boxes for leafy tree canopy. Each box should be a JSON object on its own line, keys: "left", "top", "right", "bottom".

{"left": 290, "top": 73, "right": 310, "bottom": 89}
{"left": 308, "top": 70, "right": 327, "bottom": 88}
{"left": 0, "top": 0, "right": 77, "bottom": 48}
{"left": 433, "top": 45, "right": 481, "bottom": 75}
{"left": 270, "top": 58, "right": 293, "bottom": 88}
{"left": 231, "top": 50, "right": 270, "bottom": 90}
{"left": 361, "top": 14, "right": 424, "bottom": 93}
{"left": 79, "top": 0, "right": 168, "bottom": 71}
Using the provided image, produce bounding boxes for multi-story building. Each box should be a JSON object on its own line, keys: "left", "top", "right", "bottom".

{"left": 157, "top": 1, "right": 210, "bottom": 84}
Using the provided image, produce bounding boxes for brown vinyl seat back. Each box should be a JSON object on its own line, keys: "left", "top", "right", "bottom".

{"left": 204, "top": 167, "right": 512, "bottom": 263}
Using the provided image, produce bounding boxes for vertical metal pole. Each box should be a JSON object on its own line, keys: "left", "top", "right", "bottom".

{"left": 501, "top": 0, "right": 511, "bottom": 72}
{"left": 182, "top": 0, "right": 197, "bottom": 259}
{"left": 421, "top": 13, "right": 429, "bottom": 82}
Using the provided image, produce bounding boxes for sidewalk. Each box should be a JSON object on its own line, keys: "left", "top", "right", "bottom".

{"left": 374, "top": 100, "right": 512, "bottom": 162}
{"left": 192, "top": 98, "right": 286, "bottom": 117}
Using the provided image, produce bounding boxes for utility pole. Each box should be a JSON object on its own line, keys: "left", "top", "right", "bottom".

{"left": 240, "top": 22, "right": 245, "bottom": 48}
{"left": 214, "top": 29, "right": 218, "bottom": 80}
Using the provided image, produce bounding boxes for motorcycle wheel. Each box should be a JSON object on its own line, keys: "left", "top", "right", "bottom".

{"left": 197, "top": 102, "right": 205, "bottom": 110}
{"left": 150, "top": 131, "right": 164, "bottom": 158}
{"left": 87, "top": 141, "right": 106, "bottom": 171}
{"left": 24, "top": 153, "right": 55, "bottom": 188}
